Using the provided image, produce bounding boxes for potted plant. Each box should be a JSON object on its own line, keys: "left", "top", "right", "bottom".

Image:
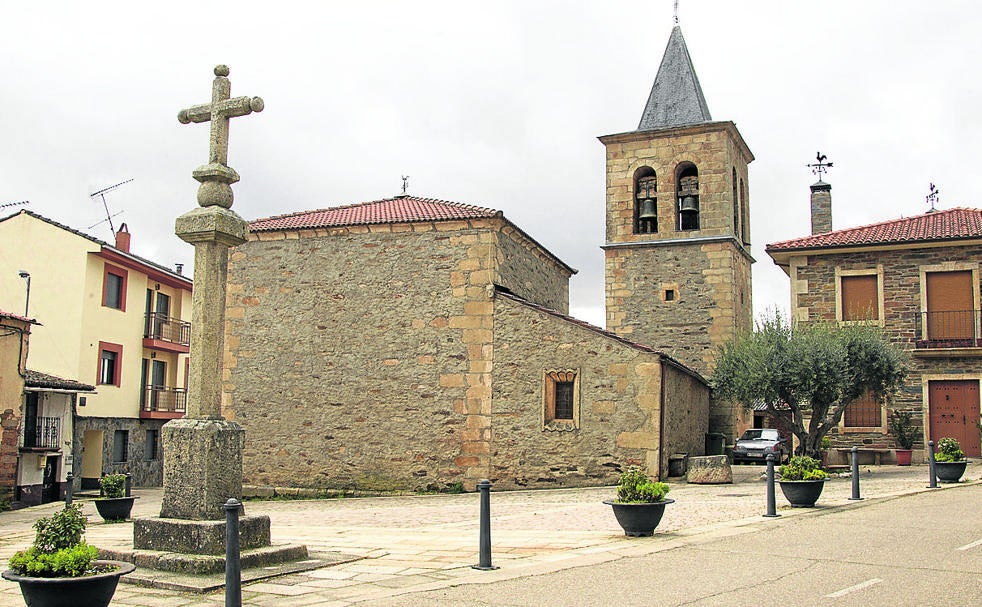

{"left": 933, "top": 437, "right": 968, "bottom": 483}
{"left": 778, "top": 455, "right": 828, "bottom": 507}
{"left": 603, "top": 466, "right": 674, "bottom": 536}
{"left": 889, "top": 410, "right": 919, "bottom": 466}
{"left": 1, "top": 503, "right": 135, "bottom": 607}
{"left": 819, "top": 436, "right": 832, "bottom": 467}
{"left": 93, "top": 474, "right": 137, "bottom": 521}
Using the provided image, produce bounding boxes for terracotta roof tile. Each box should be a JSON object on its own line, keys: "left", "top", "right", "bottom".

{"left": 250, "top": 196, "right": 502, "bottom": 232}
{"left": 766, "top": 207, "right": 982, "bottom": 252}
{"left": 24, "top": 369, "right": 95, "bottom": 392}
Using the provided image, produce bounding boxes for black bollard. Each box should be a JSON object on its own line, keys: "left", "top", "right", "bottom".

{"left": 125, "top": 473, "right": 132, "bottom": 497}
{"left": 928, "top": 440, "right": 937, "bottom": 488}
{"left": 764, "top": 453, "right": 780, "bottom": 517}
{"left": 848, "top": 446, "right": 862, "bottom": 500}
{"left": 65, "top": 472, "right": 74, "bottom": 508}
{"left": 224, "top": 498, "right": 243, "bottom": 607}
{"left": 472, "top": 479, "right": 499, "bottom": 570}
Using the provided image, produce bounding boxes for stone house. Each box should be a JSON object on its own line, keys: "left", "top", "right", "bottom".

{"left": 766, "top": 183, "right": 982, "bottom": 461}
{"left": 224, "top": 197, "right": 710, "bottom": 491}
{"left": 1, "top": 310, "right": 94, "bottom": 508}
{"left": 0, "top": 210, "right": 193, "bottom": 489}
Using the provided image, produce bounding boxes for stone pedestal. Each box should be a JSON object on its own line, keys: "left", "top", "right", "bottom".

{"left": 686, "top": 455, "right": 733, "bottom": 484}
{"left": 160, "top": 418, "right": 243, "bottom": 520}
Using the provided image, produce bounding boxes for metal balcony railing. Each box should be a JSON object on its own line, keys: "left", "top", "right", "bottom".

{"left": 144, "top": 312, "right": 191, "bottom": 347}
{"left": 915, "top": 309, "right": 982, "bottom": 348}
{"left": 22, "top": 416, "right": 60, "bottom": 450}
{"left": 142, "top": 386, "right": 187, "bottom": 414}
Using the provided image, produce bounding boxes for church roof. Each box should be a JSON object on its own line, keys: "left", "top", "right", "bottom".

{"left": 250, "top": 196, "right": 502, "bottom": 232}
{"left": 766, "top": 207, "right": 982, "bottom": 253}
{"left": 638, "top": 25, "right": 712, "bottom": 131}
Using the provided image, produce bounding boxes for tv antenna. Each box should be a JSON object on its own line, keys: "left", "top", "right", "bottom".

{"left": 88, "top": 179, "right": 132, "bottom": 235}
{"left": 0, "top": 200, "right": 29, "bottom": 210}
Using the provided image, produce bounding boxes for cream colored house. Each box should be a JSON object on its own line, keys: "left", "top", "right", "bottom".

{"left": 0, "top": 211, "right": 192, "bottom": 489}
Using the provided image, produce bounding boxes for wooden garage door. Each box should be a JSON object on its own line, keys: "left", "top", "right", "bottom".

{"left": 928, "top": 380, "right": 981, "bottom": 457}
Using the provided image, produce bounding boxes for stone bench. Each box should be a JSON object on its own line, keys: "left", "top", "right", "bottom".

{"left": 685, "top": 455, "right": 732, "bottom": 484}
{"left": 834, "top": 447, "right": 891, "bottom": 465}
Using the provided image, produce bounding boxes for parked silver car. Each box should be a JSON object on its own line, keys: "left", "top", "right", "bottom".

{"left": 732, "top": 428, "right": 789, "bottom": 464}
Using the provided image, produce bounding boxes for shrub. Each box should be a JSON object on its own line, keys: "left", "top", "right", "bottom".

{"left": 615, "top": 466, "right": 670, "bottom": 503}
{"left": 8, "top": 503, "right": 97, "bottom": 577}
{"left": 779, "top": 456, "right": 828, "bottom": 481}
{"left": 889, "top": 410, "right": 919, "bottom": 450}
{"left": 935, "top": 437, "right": 965, "bottom": 462}
{"left": 99, "top": 474, "right": 127, "bottom": 499}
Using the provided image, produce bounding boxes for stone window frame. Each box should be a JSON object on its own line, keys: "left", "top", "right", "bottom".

{"left": 839, "top": 392, "right": 887, "bottom": 434}
{"left": 542, "top": 369, "right": 580, "bottom": 431}
{"left": 917, "top": 261, "right": 980, "bottom": 341}
{"left": 661, "top": 282, "right": 680, "bottom": 304}
{"left": 633, "top": 166, "right": 658, "bottom": 235}
{"left": 834, "top": 265, "right": 885, "bottom": 326}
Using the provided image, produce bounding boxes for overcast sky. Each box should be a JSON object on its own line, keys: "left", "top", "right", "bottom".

{"left": 3, "top": 1, "right": 980, "bottom": 327}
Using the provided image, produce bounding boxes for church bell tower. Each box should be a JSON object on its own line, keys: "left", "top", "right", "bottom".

{"left": 600, "top": 24, "right": 754, "bottom": 436}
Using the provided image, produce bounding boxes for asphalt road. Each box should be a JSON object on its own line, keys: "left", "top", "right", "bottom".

{"left": 359, "top": 484, "right": 982, "bottom": 607}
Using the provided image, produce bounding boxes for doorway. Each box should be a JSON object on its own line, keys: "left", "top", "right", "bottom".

{"left": 81, "top": 429, "right": 104, "bottom": 490}
{"left": 928, "top": 380, "right": 981, "bottom": 457}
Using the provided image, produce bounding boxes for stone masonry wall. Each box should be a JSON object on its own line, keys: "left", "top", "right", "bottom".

{"left": 1, "top": 317, "right": 29, "bottom": 505}
{"left": 224, "top": 221, "right": 505, "bottom": 491}
{"left": 660, "top": 361, "right": 711, "bottom": 471}
{"left": 495, "top": 225, "right": 571, "bottom": 313}
{"left": 491, "top": 294, "right": 674, "bottom": 487}
{"left": 72, "top": 417, "right": 166, "bottom": 488}
{"left": 791, "top": 244, "right": 982, "bottom": 457}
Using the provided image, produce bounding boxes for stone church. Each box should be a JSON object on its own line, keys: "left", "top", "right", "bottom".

{"left": 222, "top": 24, "right": 752, "bottom": 491}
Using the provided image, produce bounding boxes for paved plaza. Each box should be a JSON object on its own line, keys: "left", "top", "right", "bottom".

{"left": 1, "top": 463, "right": 979, "bottom": 606}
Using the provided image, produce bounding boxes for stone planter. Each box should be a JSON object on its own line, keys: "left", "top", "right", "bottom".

{"left": 778, "top": 479, "right": 825, "bottom": 508}
{"left": 935, "top": 460, "right": 968, "bottom": 483}
{"left": 603, "top": 499, "right": 674, "bottom": 536}
{"left": 895, "top": 449, "right": 912, "bottom": 466}
{"left": 2, "top": 560, "right": 135, "bottom": 607}
{"left": 94, "top": 496, "right": 138, "bottom": 521}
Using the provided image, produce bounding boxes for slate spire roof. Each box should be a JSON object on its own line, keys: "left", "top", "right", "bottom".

{"left": 638, "top": 25, "right": 712, "bottom": 131}
{"left": 766, "top": 207, "right": 982, "bottom": 253}
{"left": 250, "top": 196, "right": 502, "bottom": 232}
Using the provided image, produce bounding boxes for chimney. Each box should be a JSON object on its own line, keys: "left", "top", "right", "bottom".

{"left": 114, "top": 223, "right": 131, "bottom": 252}
{"left": 810, "top": 181, "right": 832, "bottom": 235}
{"left": 175, "top": 263, "right": 184, "bottom": 275}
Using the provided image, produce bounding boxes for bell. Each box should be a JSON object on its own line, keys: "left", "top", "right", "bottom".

{"left": 679, "top": 196, "right": 698, "bottom": 213}
{"left": 638, "top": 198, "right": 657, "bottom": 220}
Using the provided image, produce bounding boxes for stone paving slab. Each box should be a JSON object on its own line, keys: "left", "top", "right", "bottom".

{"left": 0, "top": 462, "right": 979, "bottom": 606}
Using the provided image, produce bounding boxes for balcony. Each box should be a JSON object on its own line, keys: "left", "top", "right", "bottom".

{"left": 140, "top": 386, "right": 187, "bottom": 419}
{"left": 914, "top": 310, "right": 982, "bottom": 355}
{"left": 143, "top": 312, "right": 191, "bottom": 353}
{"left": 20, "top": 416, "right": 61, "bottom": 451}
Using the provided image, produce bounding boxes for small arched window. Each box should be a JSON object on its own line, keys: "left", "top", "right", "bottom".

{"left": 676, "top": 163, "right": 699, "bottom": 231}
{"left": 732, "top": 167, "right": 740, "bottom": 237}
{"left": 740, "top": 178, "right": 749, "bottom": 245}
{"left": 633, "top": 167, "right": 657, "bottom": 234}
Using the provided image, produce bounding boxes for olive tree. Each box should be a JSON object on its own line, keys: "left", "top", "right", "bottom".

{"left": 712, "top": 310, "right": 907, "bottom": 458}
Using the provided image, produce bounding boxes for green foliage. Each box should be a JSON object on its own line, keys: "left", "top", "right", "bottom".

{"left": 779, "top": 456, "right": 829, "bottom": 481}
{"left": 8, "top": 503, "right": 97, "bottom": 577}
{"left": 9, "top": 544, "right": 98, "bottom": 578}
{"left": 889, "top": 410, "right": 920, "bottom": 450}
{"left": 820, "top": 436, "right": 832, "bottom": 451}
{"left": 0, "top": 497, "right": 10, "bottom": 513}
{"left": 935, "top": 437, "right": 965, "bottom": 462}
{"left": 442, "top": 481, "right": 465, "bottom": 494}
{"left": 99, "top": 474, "right": 127, "bottom": 499}
{"left": 615, "top": 466, "right": 670, "bottom": 503}
{"left": 712, "top": 309, "right": 907, "bottom": 458}
{"left": 32, "top": 503, "right": 86, "bottom": 553}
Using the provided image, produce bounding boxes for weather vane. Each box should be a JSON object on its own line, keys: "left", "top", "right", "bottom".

{"left": 926, "top": 183, "right": 940, "bottom": 211}
{"left": 401, "top": 175, "right": 410, "bottom": 195}
{"left": 674, "top": 0, "right": 680, "bottom": 24}
{"left": 807, "top": 151, "right": 833, "bottom": 180}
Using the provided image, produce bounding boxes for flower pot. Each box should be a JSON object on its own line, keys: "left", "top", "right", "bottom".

{"left": 2, "top": 560, "right": 135, "bottom": 607}
{"left": 603, "top": 499, "right": 675, "bottom": 536}
{"left": 94, "top": 496, "right": 138, "bottom": 521}
{"left": 934, "top": 460, "right": 968, "bottom": 483}
{"left": 895, "top": 449, "right": 912, "bottom": 466}
{"left": 778, "top": 479, "right": 825, "bottom": 508}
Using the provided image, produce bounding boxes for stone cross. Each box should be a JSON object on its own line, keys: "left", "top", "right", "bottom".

{"left": 178, "top": 65, "right": 264, "bottom": 209}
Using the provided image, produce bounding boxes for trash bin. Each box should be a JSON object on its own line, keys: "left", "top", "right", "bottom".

{"left": 705, "top": 432, "right": 726, "bottom": 456}
{"left": 668, "top": 453, "right": 688, "bottom": 477}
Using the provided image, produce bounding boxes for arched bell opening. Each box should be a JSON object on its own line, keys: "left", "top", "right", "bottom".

{"left": 676, "top": 162, "right": 699, "bottom": 231}
{"left": 633, "top": 166, "right": 657, "bottom": 234}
